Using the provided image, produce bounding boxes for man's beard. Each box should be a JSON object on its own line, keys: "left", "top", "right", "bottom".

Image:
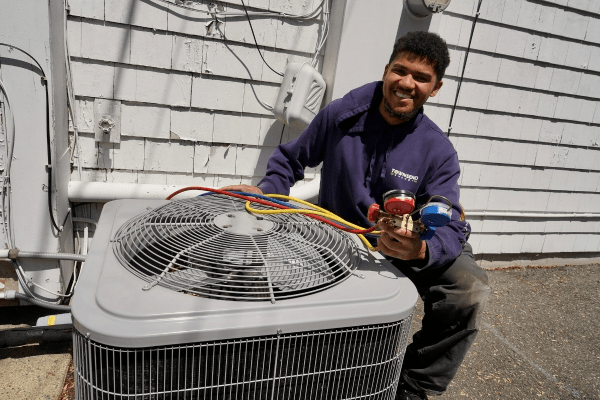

{"left": 382, "top": 97, "right": 419, "bottom": 121}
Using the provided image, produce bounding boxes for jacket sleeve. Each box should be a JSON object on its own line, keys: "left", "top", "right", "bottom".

{"left": 414, "top": 151, "right": 470, "bottom": 272}
{"left": 257, "top": 103, "right": 334, "bottom": 195}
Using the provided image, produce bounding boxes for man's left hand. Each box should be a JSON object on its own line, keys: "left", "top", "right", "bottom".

{"left": 376, "top": 220, "right": 427, "bottom": 261}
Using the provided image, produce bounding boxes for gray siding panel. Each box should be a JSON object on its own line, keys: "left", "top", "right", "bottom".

{"left": 66, "top": 0, "right": 600, "bottom": 256}
{"left": 430, "top": 0, "right": 600, "bottom": 255}
{"left": 68, "top": 0, "right": 321, "bottom": 189}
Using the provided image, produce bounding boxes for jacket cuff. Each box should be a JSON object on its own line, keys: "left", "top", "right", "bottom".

{"left": 422, "top": 234, "right": 442, "bottom": 269}
{"left": 257, "top": 180, "right": 278, "bottom": 195}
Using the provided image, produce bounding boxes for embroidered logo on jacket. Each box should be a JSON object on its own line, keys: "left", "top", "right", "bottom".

{"left": 391, "top": 168, "right": 418, "bottom": 183}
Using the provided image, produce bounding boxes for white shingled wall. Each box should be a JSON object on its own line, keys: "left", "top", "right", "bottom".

{"left": 67, "top": 0, "right": 320, "bottom": 188}
{"left": 425, "top": 0, "right": 600, "bottom": 256}
{"left": 67, "top": 0, "right": 600, "bottom": 259}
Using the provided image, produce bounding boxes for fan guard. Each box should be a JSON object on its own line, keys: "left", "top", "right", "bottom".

{"left": 112, "top": 195, "right": 361, "bottom": 302}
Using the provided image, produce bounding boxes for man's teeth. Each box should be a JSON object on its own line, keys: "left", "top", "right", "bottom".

{"left": 394, "top": 92, "right": 410, "bottom": 99}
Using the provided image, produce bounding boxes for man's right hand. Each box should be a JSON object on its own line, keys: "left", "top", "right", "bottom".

{"left": 219, "top": 184, "right": 263, "bottom": 195}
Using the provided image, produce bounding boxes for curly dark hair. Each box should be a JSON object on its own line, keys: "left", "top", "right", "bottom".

{"left": 389, "top": 31, "right": 450, "bottom": 81}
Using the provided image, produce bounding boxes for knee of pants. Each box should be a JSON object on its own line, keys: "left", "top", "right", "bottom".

{"left": 452, "top": 272, "right": 491, "bottom": 329}
{"left": 423, "top": 258, "right": 491, "bottom": 329}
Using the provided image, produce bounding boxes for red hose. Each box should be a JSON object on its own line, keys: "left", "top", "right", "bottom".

{"left": 167, "top": 186, "right": 378, "bottom": 234}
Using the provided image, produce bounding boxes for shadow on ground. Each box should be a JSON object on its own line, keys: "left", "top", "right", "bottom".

{"left": 415, "top": 264, "right": 600, "bottom": 399}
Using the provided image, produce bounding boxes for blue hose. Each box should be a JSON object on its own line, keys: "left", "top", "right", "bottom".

{"left": 201, "top": 191, "right": 301, "bottom": 209}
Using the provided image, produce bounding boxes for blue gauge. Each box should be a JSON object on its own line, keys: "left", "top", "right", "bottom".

{"left": 421, "top": 202, "right": 452, "bottom": 227}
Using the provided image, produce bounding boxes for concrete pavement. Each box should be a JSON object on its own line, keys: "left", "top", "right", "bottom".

{"left": 0, "top": 306, "right": 71, "bottom": 400}
{"left": 434, "top": 263, "right": 600, "bottom": 399}
{"left": 1, "top": 263, "right": 599, "bottom": 400}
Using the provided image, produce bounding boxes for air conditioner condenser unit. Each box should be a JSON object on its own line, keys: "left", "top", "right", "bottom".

{"left": 71, "top": 195, "right": 418, "bottom": 399}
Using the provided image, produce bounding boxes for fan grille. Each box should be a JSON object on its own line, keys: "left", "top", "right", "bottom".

{"left": 112, "top": 195, "right": 361, "bottom": 301}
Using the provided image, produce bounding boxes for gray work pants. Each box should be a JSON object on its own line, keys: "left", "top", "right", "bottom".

{"left": 391, "top": 242, "right": 491, "bottom": 396}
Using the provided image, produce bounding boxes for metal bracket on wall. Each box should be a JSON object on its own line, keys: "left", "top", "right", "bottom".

{"left": 94, "top": 99, "right": 121, "bottom": 143}
{"left": 404, "top": 0, "right": 451, "bottom": 18}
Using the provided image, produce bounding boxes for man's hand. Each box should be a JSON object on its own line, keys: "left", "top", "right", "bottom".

{"left": 219, "top": 184, "right": 263, "bottom": 195}
{"left": 376, "top": 219, "right": 427, "bottom": 261}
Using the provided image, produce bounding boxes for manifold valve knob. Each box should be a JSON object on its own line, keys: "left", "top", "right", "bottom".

{"left": 367, "top": 203, "right": 381, "bottom": 223}
{"left": 421, "top": 226, "right": 437, "bottom": 240}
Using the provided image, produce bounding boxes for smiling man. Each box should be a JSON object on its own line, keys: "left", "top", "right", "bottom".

{"left": 379, "top": 49, "right": 443, "bottom": 125}
{"left": 224, "top": 31, "right": 490, "bottom": 400}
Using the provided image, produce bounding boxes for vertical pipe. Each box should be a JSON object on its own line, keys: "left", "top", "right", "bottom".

{"left": 49, "top": 0, "right": 75, "bottom": 292}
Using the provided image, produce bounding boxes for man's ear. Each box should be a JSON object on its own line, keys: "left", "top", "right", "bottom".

{"left": 382, "top": 64, "right": 390, "bottom": 80}
{"left": 429, "top": 80, "right": 443, "bottom": 97}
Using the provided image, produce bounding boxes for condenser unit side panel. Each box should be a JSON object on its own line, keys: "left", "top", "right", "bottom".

{"left": 72, "top": 200, "right": 418, "bottom": 348}
{"left": 71, "top": 200, "right": 163, "bottom": 334}
{"left": 73, "top": 260, "right": 417, "bottom": 347}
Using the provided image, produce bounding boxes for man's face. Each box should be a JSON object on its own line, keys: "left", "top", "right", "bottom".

{"left": 379, "top": 51, "right": 443, "bottom": 125}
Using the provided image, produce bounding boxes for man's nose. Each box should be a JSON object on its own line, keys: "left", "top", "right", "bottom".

{"left": 398, "top": 74, "right": 416, "bottom": 90}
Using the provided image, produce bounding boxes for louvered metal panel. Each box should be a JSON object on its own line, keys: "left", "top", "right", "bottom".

{"left": 74, "top": 319, "right": 412, "bottom": 400}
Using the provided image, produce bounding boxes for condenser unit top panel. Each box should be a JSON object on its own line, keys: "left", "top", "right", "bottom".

{"left": 112, "top": 195, "right": 360, "bottom": 301}
{"left": 72, "top": 199, "right": 418, "bottom": 348}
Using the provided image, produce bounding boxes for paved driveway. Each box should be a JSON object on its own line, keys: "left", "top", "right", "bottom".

{"left": 1, "top": 264, "right": 599, "bottom": 400}
{"left": 431, "top": 264, "right": 600, "bottom": 399}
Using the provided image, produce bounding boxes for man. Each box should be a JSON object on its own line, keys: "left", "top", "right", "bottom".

{"left": 225, "top": 31, "right": 490, "bottom": 400}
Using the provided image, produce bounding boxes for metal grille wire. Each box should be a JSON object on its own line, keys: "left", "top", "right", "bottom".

{"left": 112, "top": 195, "right": 361, "bottom": 302}
{"left": 73, "top": 317, "right": 413, "bottom": 400}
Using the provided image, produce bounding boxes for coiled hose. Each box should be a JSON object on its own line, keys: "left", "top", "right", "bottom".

{"left": 167, "top": 186, "right": 380, "bottom": 250}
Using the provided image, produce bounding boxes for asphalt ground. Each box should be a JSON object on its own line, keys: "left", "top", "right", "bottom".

{"left": 1, "top": 263, "right": 599, "bottom": 400}
{"left": 432, "top": 263, "right": 600, "bottom": 400}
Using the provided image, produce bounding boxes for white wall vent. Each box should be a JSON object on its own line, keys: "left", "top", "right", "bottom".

{"left": 71, "top": 195, "right": 417, "bottom": 399}
{"left": 273, "top": 63, "right": 326, "bottom": 130}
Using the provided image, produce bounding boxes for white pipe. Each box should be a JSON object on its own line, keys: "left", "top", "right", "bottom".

{"left": 68, "top": 182, "right": 200, "bottom": 202}
{"left": 83, "top": 224, "right": 88, "bottom": 256}
{"left": 68, "top": 178, "right": 322, "bottom": 203}
{"left": 466, "top": 211, "right": 600, "bottom": 218}
{"left": 290, "top": 176, "right": 321, "bottom": 200}
{"left": 68, "top": 181, "right": 600, "bottom": 218}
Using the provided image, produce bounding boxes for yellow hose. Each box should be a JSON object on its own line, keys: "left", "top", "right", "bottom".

{"left": 245, "top": 194, "right": 380, "bottom": 251}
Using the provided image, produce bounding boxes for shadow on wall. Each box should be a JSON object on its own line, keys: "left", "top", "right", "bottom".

{"left": 395, "top": 7, "right": 433, "bottom": 40}
{"left": 113, "top": 0, "right": 138, "bottom": 95}
{"left": 0, "top": 57, "right": 44, "bottom": 77}
{"left": 263, "top": 118, "right": 286, "bottom": 147}
{"left": 113, "top": 0, "right": 190, "bottom": 106}
{"left": 250, "top": 121, "right": 285, "bottom": 178}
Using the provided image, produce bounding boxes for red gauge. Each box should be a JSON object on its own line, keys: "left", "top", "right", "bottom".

{"left": 383, "top": 190, "right": 416, "bottom": 215}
